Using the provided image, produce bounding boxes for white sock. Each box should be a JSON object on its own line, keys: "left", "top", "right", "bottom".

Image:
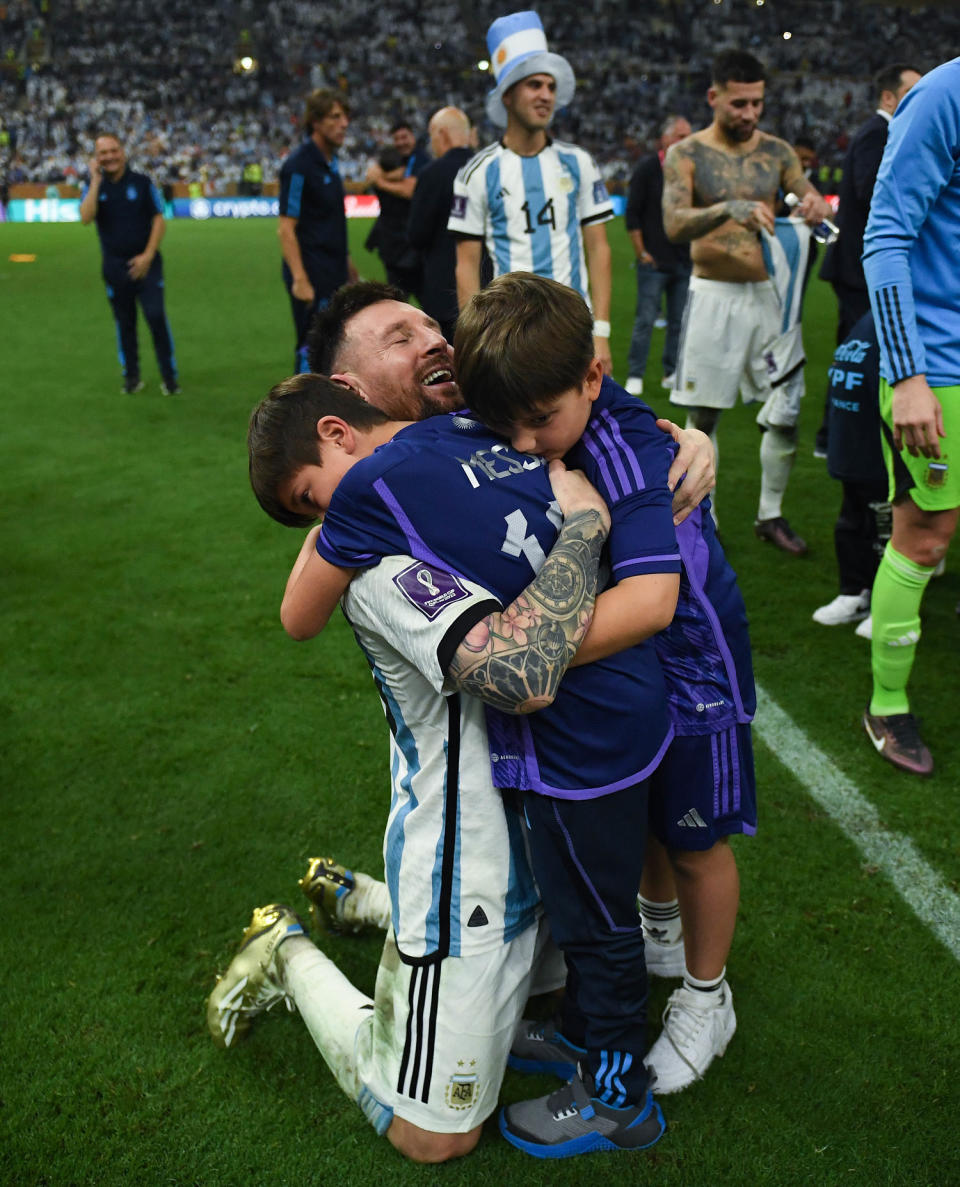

{"left": 344, "top": 871, "right": 392, "bottom": 931}
{"left": 758, "top": 425, "right": 796, "bottom": 521}
{"left": 279, "top": 938, "right": 375, "bottom": 1102}
{"left": 683, "top": 966, "right": 727, "bottom": 999}
{"left": 637, "top": 896, "right": 683, "bottom": 944}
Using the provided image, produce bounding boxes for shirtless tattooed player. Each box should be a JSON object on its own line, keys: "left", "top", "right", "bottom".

{"left": 662, "top": 49, "right": 835, "bottom": 555}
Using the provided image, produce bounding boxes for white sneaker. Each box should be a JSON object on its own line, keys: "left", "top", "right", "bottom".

{"left": 625, "top": 376, "right": 644, "bottom": 396}
{"left": 855, "top": 614, "right": 872, "bottom": 639}
{"left": 645, "top": 982, "right": 736, "bottom": 1093}
{"left": 644, "top": 933, "right": 685, "bottom": 978}
{"left": 812, "top": 590, "right": 870, "bottom": 626}
{"left": 661, "top": 373, "right": 675, "bottom": 390}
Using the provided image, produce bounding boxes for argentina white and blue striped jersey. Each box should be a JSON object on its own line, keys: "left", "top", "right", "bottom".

{"left": 316, "top": 412, "right": 677, "bottom": 799}
{"left": 343, "top": 555, "right": 541, "bottom": 962}
{"left": 448, "top": 139, "right": 613, "bottom": 305}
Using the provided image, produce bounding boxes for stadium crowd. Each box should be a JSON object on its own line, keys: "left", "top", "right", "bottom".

{"left": 0, "top": 0, "right": 949, "bottom": 193}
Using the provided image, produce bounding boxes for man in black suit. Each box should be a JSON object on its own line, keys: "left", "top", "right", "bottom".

{"left": 815, "top": 63, "right": 921, "bottom": 452}
{"left": 821, "top": 64, "right": 922, "bottom": 338}
{"left": 406, "top": 107, "right": 474, "bottom": 341}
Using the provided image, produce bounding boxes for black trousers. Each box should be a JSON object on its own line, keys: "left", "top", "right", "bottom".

{"left": 102, "top": 254, "right": 176, "bottom": 385}
{"left": 834, "top": 478, "right": 891, "bottom": 593}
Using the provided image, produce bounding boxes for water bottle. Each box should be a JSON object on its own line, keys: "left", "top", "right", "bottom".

{"left": 784, "top": 192, "right": 839, "bottom": 244}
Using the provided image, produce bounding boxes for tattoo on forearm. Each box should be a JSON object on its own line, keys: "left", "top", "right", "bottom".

{"left": 665, "top": 202, "right": 731, "bottom": 241}
{"left": 447, "top": 509, "right": 608, "bottom": 713}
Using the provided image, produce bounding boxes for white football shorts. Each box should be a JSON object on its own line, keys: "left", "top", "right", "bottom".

{"left": 357, "top": 915, "right": 564, "bottom": 1133}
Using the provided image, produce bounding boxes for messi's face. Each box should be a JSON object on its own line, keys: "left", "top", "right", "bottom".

{"left": 335, "top": 300, "right": 460, "bottom": 421}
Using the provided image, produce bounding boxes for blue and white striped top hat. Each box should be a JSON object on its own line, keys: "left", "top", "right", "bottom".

{"left": 485, "top": 10, "right": 576, "bottom": 128}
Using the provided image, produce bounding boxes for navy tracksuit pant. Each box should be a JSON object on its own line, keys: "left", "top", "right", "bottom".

{"left": 102, "top": 253, "right": 177, "bottom": 386}
{"left": 522, "top": 779, "right": 652, "bottom": 1107}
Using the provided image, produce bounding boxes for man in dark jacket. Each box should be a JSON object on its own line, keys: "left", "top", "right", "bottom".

{"left": 623, "top": 115, "right": 692, "bottom": 397}
{"left": 814, "top": 64, "right": 921, "bottom": 452}
{"left": 820, "top": 64, "right": 922, "bottom": 341}
{"left": 406, "top": 107, "right": 474, "bottom": 340}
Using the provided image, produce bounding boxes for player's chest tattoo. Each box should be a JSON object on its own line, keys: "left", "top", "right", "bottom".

{"left": 691, "top": 142, "right": 783, "bottom": 204}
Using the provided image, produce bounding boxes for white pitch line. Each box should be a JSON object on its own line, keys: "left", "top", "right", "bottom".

{"left": 754, "top": 683, "right": 960, "bottom": 963}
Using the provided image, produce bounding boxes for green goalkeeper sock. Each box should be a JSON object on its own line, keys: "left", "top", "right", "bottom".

{"left": 869, "top": 542, "right": 936, "bottom": 717}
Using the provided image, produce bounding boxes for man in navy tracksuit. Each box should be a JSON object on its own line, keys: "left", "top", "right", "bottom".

{"left": 278, "top": 89, "right": 358, "bottom": 373}
{"left": 80, "top": 134, "right": 178, "bottom": 395}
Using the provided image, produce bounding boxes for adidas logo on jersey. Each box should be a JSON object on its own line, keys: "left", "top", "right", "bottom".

{"left": 496, "top": 186, "right": 511, "bottom": 198}
{"left": 677, "top": 808, "right": 708, "bottom": 829}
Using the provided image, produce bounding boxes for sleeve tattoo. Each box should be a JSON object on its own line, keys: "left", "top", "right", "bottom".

{"left": 662, "top": 146, "right": 729, "bottom": 242}
{"left": 446, "top": 509, "right": 609, "bottom": 714}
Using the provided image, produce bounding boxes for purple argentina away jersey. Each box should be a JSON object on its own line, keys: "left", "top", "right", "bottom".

{"left": 316, "top": 411, "right": 680, "bottom": 798}
{"left": 565, "top": 376, "right": 756, "bottom": 736}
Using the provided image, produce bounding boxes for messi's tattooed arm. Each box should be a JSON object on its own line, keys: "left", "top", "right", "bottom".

{"left": 446, "top": 507, "right": 609, "bottom": 714}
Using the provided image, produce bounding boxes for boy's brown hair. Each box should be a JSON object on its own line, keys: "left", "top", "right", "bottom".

{"left": 248, "top": 373, "right": 388, "bottom": 528}
{"left": 453, "top": 273, "right": 594, "bottom": 427}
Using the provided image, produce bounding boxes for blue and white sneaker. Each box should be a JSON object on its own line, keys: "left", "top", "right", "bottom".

{"left": 499, "top": 1068, "right": 665, "bottom": 1159}
{"left": 508, "top": 1018, "right": 584, "bottom": 1078}
{"left": 206, "top": 904, "right": 304, "bottom": 1049}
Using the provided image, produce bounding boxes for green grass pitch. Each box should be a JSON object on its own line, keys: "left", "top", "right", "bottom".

{"left": 1, "top": 216, "right": 958, "bottom": 1185}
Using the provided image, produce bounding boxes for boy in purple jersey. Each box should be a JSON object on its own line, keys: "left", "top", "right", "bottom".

{"left": 454, "top": 274, "right": 757, "bottom": 1095}
{"left": 250, "top": 372, "right": 678, "bottom": 1159}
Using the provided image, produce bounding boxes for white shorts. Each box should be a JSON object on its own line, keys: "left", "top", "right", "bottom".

{"left": 358, "top": 916, "right": 564, "bottom": 1134}
{"left": 671, "top": 277, "right": 804, "bottom": 423}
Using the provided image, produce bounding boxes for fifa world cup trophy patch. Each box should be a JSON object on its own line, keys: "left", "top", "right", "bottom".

{"left": 394, "top": 561, "right": 471, "bottom": 620}
{"left": 445, "top": 1061, "right": 480, "bottom": 1110}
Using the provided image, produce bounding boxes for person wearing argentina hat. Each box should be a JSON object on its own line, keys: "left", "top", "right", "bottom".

{"left": 450, "top": 10, "right": 615, "bottom": 373}
{"left": 484, "top": 9, "right": 576, "bottom": 128}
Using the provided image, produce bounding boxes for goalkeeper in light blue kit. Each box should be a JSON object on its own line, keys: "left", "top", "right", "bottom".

{"left": 861, "top": 57, "right": 959, "bottom": 776}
